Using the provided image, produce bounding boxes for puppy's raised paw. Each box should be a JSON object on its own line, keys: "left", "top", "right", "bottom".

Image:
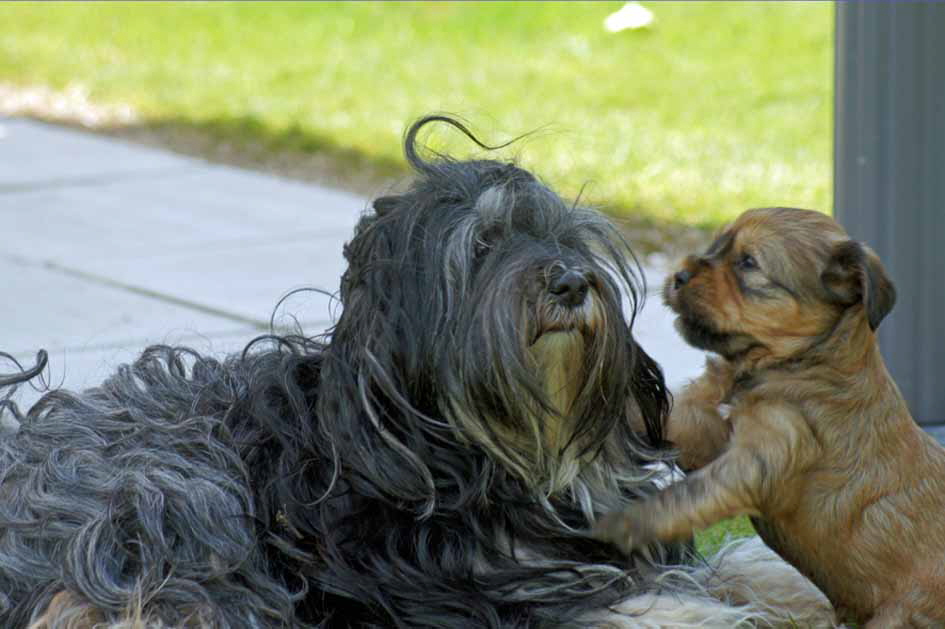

{"left": 592, "top": 510, "right": 654, "bottom": 555}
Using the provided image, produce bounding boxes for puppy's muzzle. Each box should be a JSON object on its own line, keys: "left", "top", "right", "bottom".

{"left": 672, "top": 270, "right": 692, "bottom": 290}
{"left": 665, "top": 255, "right": 706, "bottom": 304}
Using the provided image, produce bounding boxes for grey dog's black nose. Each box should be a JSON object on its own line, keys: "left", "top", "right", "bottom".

{"left": 549, "top": 270, "right": 589, "bottom": 307}
{"left": 673, "top": 270, "right": 692, "bottom": 290}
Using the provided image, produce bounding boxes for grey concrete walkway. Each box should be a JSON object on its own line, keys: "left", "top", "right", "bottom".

{"left": 1, "top": 118, "right": 369, "bottom": 408}
{"left": 0, "top": 117, "right": 711, "bottom": 411}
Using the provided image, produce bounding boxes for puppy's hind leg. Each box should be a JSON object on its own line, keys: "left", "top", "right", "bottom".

{"left": 865, "top": 593, "right": 944, "bottom": 629}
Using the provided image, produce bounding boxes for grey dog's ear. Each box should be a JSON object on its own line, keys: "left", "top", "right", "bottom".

{"left": 821, "top": 240, "right": 896, "bottom": 331}
{"left": 372, "top": 195, "right": 400, "bottom": 216}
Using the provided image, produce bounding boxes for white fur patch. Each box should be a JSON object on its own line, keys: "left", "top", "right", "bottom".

{"left": 578, "top": 536, "right": 841, "bottom": 628}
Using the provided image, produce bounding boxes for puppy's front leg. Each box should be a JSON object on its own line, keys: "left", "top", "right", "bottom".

{"left": 595, "top": 402, "right": 815, "bottom": 554}
{"left": 595, "top": 446, "right": 762, "bottom": 552}
{"left": 667, "top": 358, "right": 736, "bottom": 471}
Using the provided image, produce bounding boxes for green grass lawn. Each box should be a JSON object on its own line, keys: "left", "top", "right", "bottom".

{"left": 0, "top": 1, "right": 832, "bottom": 227}
{"left": 695, "top": 516, "right": 756, "bottom": 557}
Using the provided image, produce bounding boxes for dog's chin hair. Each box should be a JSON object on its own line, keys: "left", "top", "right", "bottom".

{"left": 444, "top": 327, "right": 589, "bottom": 496}
{"left": 528, "top": 329, "right": 586, "bottom": 492}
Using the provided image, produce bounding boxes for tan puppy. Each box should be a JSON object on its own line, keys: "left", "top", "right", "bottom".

{"left": 594, "top": 207, "right": 945, "bottom": 627}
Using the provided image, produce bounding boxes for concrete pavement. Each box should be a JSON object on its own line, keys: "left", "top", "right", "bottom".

{"left": 1, "top": 118, "right": 369, "bottom": 408}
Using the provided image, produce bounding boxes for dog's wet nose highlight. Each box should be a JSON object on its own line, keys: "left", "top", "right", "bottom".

{"left": 549, "top": 270, "right": 590, "bottom": 307}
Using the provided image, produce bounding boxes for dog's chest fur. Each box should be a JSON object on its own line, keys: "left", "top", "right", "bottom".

{"left": 730, "top": 368, "right": 945, "bottom": 621}
{"left": 725, "top": 382, "right": 862, "bottom": 607}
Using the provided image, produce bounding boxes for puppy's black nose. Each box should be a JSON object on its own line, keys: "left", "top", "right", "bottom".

{"left": 549, "top": 270, "right": 589, "bottom": 307}
{"left": 673, "top": 270, "right": 692, "bottom": 289}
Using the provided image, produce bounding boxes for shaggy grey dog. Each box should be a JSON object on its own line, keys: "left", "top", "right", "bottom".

{"left": 1, "top": 116, "right": 834, "bottom": 628}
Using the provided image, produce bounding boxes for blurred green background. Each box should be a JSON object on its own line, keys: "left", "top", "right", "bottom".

{"left": 0, "top": 1, "right": 833, "bottom": 232}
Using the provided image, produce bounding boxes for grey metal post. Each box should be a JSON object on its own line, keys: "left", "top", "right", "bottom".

{"left": 835, "top": 2, "right": 945, "bottom": 425}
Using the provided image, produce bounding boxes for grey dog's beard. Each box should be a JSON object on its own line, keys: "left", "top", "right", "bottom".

{"left": 443, "top": 289, "right": 612, "bottom": 494}
{"left": 528, "top": 328, "right": 587, "bottom": 491}
{"left": 446, "top": 324, "right": 591, "bottom": 493}
{"left": 525, "top": 291, "right": 615, "bottom": 492}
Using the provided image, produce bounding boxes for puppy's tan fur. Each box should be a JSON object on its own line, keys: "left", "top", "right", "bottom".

{"left": 595, "top": 207, "right": 945, "bottom": 627}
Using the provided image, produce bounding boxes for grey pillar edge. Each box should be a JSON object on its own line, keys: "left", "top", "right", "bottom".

{"left": 834, "top": 2, "right": 945, "bottom": 425}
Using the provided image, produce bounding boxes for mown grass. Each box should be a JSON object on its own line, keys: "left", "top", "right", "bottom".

{"left": 696, "top": 516, "right": 756, "bottom": 557}
{"left": 0, "top": 1, "right": 832, "bottom": 226}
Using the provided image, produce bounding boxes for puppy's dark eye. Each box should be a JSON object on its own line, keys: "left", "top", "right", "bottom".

{"left": 735, "top": 253, "right": 758, "bottom": 271}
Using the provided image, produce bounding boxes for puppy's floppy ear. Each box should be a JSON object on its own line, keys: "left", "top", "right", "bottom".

{"left": 821, "top": 240, "right": 896, "bottom": 330}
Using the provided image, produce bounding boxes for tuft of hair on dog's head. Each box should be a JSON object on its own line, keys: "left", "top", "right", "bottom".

{"left": 332, "top": 114, "right": 668, "bottom": 497}
{"left": 663, "top": 206, "right": 896, "bottom": 367}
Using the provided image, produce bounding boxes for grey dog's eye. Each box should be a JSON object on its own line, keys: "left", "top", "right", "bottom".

{"left": 735, "top": 253, "right": 758, "bottom": 271}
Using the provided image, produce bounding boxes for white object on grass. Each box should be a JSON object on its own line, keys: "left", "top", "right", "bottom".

{"left": 604, "top": 2, "right": 655, "bottom": 33}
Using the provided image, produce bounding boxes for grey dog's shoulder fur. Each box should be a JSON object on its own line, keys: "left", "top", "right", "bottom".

{"left": 0, "top": 344, "right": 310, "bottom": 627}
